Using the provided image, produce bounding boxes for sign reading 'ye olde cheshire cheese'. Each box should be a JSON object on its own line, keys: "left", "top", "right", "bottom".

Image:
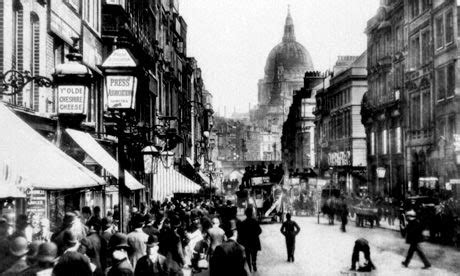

{"left": 57, "top": 85, "right": 86, "bottom": 114}
{"left": 105, "top": 76, "right": 137, "bottom": 109}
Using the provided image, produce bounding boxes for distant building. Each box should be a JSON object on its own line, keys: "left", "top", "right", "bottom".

{"left": 250, "top": 8, "right": 314, "bottom": 161}
{"left": 315, "top": 54, "right": 368, "bottom": 194}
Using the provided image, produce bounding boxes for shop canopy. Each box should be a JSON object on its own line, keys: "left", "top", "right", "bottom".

{"left": 152, "top": 161, "right": 202, "bottom": 201}
{"left": 65, "top": 129, "right": 144, "bottom": 190}
{"left": 0, "top": 103, "right": 105, "bottom": 190}
{"left": 185, "top": 157, "right": 219, "bottom": 188}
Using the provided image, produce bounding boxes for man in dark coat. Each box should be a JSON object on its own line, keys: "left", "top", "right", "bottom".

{"left": 86, "top": 221, "right": 107, "bottom": 273}
{"left": 280, "top": 213, "right": 300, "bottom": 262}
{"left": 402, "top": 210, "right": 431, "bottom": 269}
{"left": 107, "top": 233, "right": 134, "bottom": 276}
{"left": 340, "top": 197, "right": 349, "bottom": 232}
{"left": 210, "top": 226, "right": 249, "bottom": 276}
{"left": 134, "top": 235, "right": 168, "bottom": 276}
{"left": 237, "top": 207, "right": 262, "bottom": 272}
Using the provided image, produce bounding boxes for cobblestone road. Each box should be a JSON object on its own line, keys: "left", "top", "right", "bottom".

{"left": 252, "top": 216, "right": 460, "bottom": 276}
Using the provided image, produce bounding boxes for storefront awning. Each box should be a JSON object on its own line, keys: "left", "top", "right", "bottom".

{"left": 0, "top": 183, "right": 26, "bottom": 198}
{"left": 185, "top": 157, "right": 214, "bottom": 186}
{"left": 65, "top": 129, "right": 144, "bottom": 190}
{"left": 0, "top": 103, "right": 105, "bottom": 190}
{"left": 152, "top": 162, "right": 202, "bottom": 201}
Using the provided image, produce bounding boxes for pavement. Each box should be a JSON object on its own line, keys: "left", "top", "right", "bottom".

{"left": 253, "top": 216, "right": 460, "bottom": 276}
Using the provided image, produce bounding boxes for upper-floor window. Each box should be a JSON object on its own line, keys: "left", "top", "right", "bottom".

{"left": 370, "top": 132, "right": 375, "bottom": 156}
{"left": 435, "top": 9, "right": 454, "bottom": 50}
{"left": 437, "top": 63, "right": 455, "bottom": 100}
{"left": 410, "top": 34, "right": 420, "bottom": 69}
{"left": 83, "top": 0, "right": 101, "bottom": 33}
{"left": 410, "top": 0, "right": 420, "bottom": 18}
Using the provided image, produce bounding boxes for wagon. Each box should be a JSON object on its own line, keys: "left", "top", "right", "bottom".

{"left": 353, "top": 206, "right": 378, "bottom": 228}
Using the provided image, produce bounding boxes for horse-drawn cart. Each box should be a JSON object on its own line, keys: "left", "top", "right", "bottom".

{"left": 352, "top": 205, "right": 378, "bottom": 228}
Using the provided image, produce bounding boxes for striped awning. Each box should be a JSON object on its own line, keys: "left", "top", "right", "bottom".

{"left": 66, "top": 129, "right": 144, "bottom": 190}
{"left": 0, "top": 103, "right": 105, "bottom": 190}
{"left": 151, "top": 162, "right": 202, "bottom": 201}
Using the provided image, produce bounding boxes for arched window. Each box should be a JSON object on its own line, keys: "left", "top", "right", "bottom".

{"left": 12, "top": 0, "right": 23, "bottom": 104}
{"left": 30, "top": 13, "right": 40, "bottom": 111}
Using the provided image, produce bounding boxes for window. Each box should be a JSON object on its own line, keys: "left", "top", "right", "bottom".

{"left": 447, "top": 63, "right": 455, "bottom": 97}
{"left": 31, "top": 13, "right": 40, "bottom": 112}
{"left": 437, "top": 63, "right": 456, "bottom": 100}
{"left": 382, "top": 129, "right": 388, "bottom": 155}
{"left": 83, "top": 0, "right": 101, "bottom": 33}
{"left": 421, "top": 30, "right": 430, "bottom": 64}
{"left": 437, "top": 67, "right": 446, "bottom": 100}
{"left": 421, "top": 0, "right": 430, "bottom": 11}
{"left": 411, "top": 93, "right": 421, "bottom": 129}
{"left": 410, "top": 0, "right": 419, "bottom": 18}
{"left": 435, "top": 9, "right": 454, "bottom": 50}
{"left": 396, "top": 127, "right": 402, "bottom": 153}
{"left": 370, "top": 132, "right": 375, "bottom": 155}
{"left": 395, "top": 25, "right": 403, "bottom": 51}
{"left": 435, "top": 16, "right": 444, "bottom": 49}
{"left": 410, "top": 35, "right": 420, "bottom": 69}
{"left": 446, "top": 10, "right": 454, "bottom": 45}
{"left": 422, "top": 90, "right": 430, "bottom": 128}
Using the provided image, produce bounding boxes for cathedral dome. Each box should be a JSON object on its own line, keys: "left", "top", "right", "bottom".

{"left": 264, "top": 10, "right": 314, "bottom": 79}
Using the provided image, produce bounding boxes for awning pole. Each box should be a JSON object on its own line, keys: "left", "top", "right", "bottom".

{"left": 117, "top": 115, "right": 128, "bottom": 233}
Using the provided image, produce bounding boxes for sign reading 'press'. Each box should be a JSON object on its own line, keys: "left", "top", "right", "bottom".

{"left": 57, "top": 85, "right": 86, "bottom": 114}
{"left": 105, "top": 75, "right": 137, "bottom": 109}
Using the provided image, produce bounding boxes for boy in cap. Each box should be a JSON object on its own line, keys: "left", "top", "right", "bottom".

{"left": 134, "top": 235, "right": 167, "bottom": 276}
{"left": 402, "top": 210, "right": 431, "bottom": 269}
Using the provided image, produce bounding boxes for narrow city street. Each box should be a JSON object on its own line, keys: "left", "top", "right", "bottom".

{"left": 255, "top": 216, "right": 460, "bottom": 276}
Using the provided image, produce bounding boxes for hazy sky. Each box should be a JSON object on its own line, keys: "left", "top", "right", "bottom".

{"left": 179, "top": 0, "right": 380, "bottom": 116}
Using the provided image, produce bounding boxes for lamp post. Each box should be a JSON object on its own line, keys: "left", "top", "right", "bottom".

{"left": 101, "top": 45, "right": 139, "bottom": 233}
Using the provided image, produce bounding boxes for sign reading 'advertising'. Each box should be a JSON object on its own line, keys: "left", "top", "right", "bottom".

{"left": 57, "top": 85, "right": 86, "bottom": 114}
{"left": 105, "top": 76, "right": 137, "bottom": 109}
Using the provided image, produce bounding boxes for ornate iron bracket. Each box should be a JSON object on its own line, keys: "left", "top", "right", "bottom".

{"left": 0, "top": 70, "right": 54, "bottom": 96}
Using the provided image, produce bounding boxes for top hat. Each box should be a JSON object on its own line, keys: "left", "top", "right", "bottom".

{"left": 36, "top": 242, "right": 58, "bottom": 263}
{"left": 10, "top": 236, "right": 29, "bottom": 256}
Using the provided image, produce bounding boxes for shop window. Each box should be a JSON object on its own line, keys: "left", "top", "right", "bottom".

{"left": 382, "top": 129, "right": 388, "bottom": 155}
{"left": 396, "top": 127, "right": 402, "bottom": 153}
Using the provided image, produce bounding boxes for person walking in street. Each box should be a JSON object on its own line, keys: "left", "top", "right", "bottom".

{"left": 53, "top": 251, "right": 93, "bottom": 276}
{"left": 340, "top": 196, "right": 349, "bottom": 232}
{"left": 210, "top": 225, "right": 249, "bottom": 276}
{"left": 350, "top": 238, "right": 376, "bottom": 272}
{"left": 134, "top": 235, "right": 168, "bottom": 276}
{"left": 107, "top": 233, "right": 134, "bottom": 276}
{"left": 20, "top": 242, "right": 58, "bottom": 276}
{"left": 402, "top": 210, "right": 431, "bottom": 269}
{"left": 280, "top": 213, "right": 300, "bottom": 262}
{"left": 237, "top": 206, "right": 262, "bottom": 272}
{"left": 1, "top": 236, "right": 30, "bottom": 275}
{"left": 127, "top": 214, "right": 149, "bottom": 269}
{"left": 207, "top": 217, "right": 225, "bottom": 256}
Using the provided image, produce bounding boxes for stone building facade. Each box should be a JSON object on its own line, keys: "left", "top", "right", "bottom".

{"left": 362, "top": 0, "right": 460, "bottom": 197}
{"left": 315, "top": 55, "right": 368, "bottom": 194}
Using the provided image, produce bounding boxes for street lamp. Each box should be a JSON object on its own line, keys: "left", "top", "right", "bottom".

{"left": 101, "top": 45, "right": 139, "bottom": 233}
{"left": 53, "top": 39, "right": 93, "bottom": 126}
{"left": 142, "top": 145, "right": 160, "bottom": 175}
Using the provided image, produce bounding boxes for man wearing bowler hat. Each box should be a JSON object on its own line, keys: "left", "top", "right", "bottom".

{"left": 402, "top": 210, "right": 431, "bottom": 269}
{"left": 134, "top": 235, "right": 167, "bottom": 276}
{"left": 107, "top": 233, "right": 134, "bottom": 276}
{"left": 2, "top": 236, "right": 29, "bottom": 275}
{"left": 20, "top": 242, "right": 58, "bottom": 276}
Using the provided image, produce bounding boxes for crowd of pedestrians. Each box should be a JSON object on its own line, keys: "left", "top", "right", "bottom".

{"left": 0, "top": 197, "right": 263, "bottom": 276}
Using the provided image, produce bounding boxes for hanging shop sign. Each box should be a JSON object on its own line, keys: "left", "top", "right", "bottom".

{"left": 105, "top": 76, "right": 137, "bottom": 109}
{"left": 57, "top": 85, "right": 86, "bottom": 114}
{"left": 26, "top": 189, "right": 47, "bottom": 220}
{"left": 328, "top": 151, "right": 351, "bottom": 166}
